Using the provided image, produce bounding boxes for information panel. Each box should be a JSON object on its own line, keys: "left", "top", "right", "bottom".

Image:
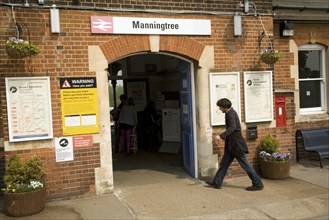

{"left": 162, "top": 109, "right": 181, "bottom": 142}
{"left": 244, "top": 71, "right": 273, "bottom": 122}
{"left": 209, "top": 72, "right": 241, "bottom": 126}
{"left": 6, "top": 77, "right": 53, "bottom": 142}
{"left": 126, "top": 80, "right": 147, "bottom": 112}
{"left": 60, "top": 77, "right": 99, "bottom": 135}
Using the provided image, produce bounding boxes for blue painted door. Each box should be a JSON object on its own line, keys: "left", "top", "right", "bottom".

{"left": 179, "top": 60, "right": 196, "bottom": 178}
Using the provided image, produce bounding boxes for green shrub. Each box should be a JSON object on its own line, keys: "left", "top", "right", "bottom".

{"left": 258, "top": 134, "right": 279, "bottom": 154}
{"left": 3, "top": 155, "right": 45, "bottom": 193}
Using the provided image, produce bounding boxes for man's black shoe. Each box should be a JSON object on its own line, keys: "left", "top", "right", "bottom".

{"left": 246, "top": 185, "right": 263, "bottom": 191}
{"left": 205, "top": 181, "right": 221, "bottom": 189}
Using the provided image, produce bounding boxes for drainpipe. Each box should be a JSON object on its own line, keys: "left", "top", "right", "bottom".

{"left": 273, "top": 4, "right": 329, "bottom": 12}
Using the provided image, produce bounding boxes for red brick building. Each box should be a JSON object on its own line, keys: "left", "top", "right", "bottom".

{"left": 0, "top": 0, "right": 328, "bottom": 199}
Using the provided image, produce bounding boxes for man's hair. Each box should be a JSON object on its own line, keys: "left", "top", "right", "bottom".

{"left": 216, "top": 98, "right": 232, "bottom": 108}
{"left": 120, "top": 94, "right": 127, "bottom": 100}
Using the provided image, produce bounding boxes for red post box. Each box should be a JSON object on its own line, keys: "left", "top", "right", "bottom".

{"left": 275, "top": 96, "right": 286, "bottom": 127}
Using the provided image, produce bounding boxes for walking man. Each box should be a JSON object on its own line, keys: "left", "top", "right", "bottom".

{"left": 206, "top": 98, "right": 264, "bottom": 191}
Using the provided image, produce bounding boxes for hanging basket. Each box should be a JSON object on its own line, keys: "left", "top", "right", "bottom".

{"left": 5, "top": 38, "right": 41, "bottom": 59}
{"left": 260, "top": 51, "right": 283, "bottom": 65}
{"left": 260, "top": 53, "right": 279, "bottom": 64}
{"left": 5, "top": 45, "right": 31, "bottom": 59}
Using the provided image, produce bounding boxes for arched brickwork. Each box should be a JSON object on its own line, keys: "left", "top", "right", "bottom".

{"left": 99, "top": 35, "right": 205, "bottom": 62}
{"left": 159, "top": 36, "right": 205, "bottom": 61}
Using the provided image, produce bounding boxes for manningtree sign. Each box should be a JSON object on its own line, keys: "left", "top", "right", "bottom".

{"left": 90, "top": 16, "right": 211, "bottom": 35}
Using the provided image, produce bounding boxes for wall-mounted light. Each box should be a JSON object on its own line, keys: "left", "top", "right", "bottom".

{"left": 280, "top": 21, "right": 294, "bottom": 37}
{"left": 234, "top": 14, "right": 242, "bottom": 36}
{"left": 50, "top": 5, "right": 60, "bottom": 33}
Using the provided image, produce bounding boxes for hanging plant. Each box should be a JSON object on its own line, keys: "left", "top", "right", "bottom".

{"left": 5, "top": 6, "right": 40, "bottom": 59}
{"left": 5, "top": 37, "right": 40, "bottom": 59}
{"left": 258, "top": 16, "right": 283, "bottom": 65}
{"left": 260, "top": 48, "right": 284, "bottom": 65}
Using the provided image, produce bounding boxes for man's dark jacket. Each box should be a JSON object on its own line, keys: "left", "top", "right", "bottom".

{"left": 219, "top": 108, "right": 249, "bottom": 157}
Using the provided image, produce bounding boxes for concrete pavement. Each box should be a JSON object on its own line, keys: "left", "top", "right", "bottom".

{"left": 0, "top": 154, "right": 328, "bottom": 220}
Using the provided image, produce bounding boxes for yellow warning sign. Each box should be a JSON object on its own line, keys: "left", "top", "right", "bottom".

{"left": 60, "top": 77, "right": 99, "bottom": 135}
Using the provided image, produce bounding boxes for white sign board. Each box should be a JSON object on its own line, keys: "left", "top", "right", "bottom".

{"left": 162, "top": 109, "right": 181, "bottom": 142}
{"left": 209, "top": 72, "right": 241, "bottom": 126}
{"left": 6, "top": 77, "right": 53, "bottom": 142}
{"left": 91, "top": 16, "right": 211, "bottom": 35}
{"left": 126, "top": 81, "right": 147, "bottom": 112}
{"left": 244, "top": 71, "right": 273, "bottom": 122}
{"left": 55, "top": 137, "right": 74, "bottom": 162}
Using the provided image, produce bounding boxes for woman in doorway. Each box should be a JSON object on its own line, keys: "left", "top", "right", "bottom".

{"left": 118, "top": 97, "right": 137, "bottom": 155}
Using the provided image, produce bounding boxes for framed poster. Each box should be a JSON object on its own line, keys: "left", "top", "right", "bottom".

{"left": 6, "top": 77, "right": 53, "bottom": 142}
{"left": 125, "top": 79, "right": 149, "bottom": 111}
{"left": 244, "top": 71, "right": 273, "bottom": 122}
{"left": 60, "top": 77, "right": 100, "bottom": 136}
{"left": 209, "top": 72, "right": 241, "bottom": 126}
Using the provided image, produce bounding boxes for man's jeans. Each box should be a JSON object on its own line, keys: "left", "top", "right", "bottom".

{"left": 213, "top": 147, "right": 263, "bottom": 188}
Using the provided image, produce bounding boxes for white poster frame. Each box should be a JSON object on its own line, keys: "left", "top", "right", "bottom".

{"left": 6, "top": 77, "right": 53, "bottom": 142}
{"left": 244, "top": 71, "right": 273, "bottom": 123}
{"left": 126, "top": 80, "right": 148, "bottom": 112}
{"left": 209, "top": 72, "right": 241, "bottom": 126}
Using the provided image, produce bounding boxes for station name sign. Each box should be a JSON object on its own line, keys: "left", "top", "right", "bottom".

{"left": 90, "top": 16, "right": 211, "bottom": 35}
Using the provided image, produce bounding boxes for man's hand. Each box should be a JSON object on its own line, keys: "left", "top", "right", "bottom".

{"left": 214, "top": 135, "right": 222, "bottom": 142}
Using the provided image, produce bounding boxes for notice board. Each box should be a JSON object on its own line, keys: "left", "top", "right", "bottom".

{"left": 125, "top": 80, "right": 148, "bottom": 112}
{"left": 244, "top": 71, "right": 273, "bottom": 122}
{"left": 209, "top": 72, "right": 241, "bottom": 126}
{"left": 6, "top": 77, "right": 53, "bottom": 142}
{"left": 60, "top": 77, "right": 99, "bottom": 135}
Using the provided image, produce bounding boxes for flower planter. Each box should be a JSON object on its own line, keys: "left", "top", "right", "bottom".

{"left": 5, "top": 37, "right": 41, "bottom": 59}
{"left": 4, "top": 187, "right": 46, "bottom": 217}
{"left": 260, "top": 53, "right": 280, "bottom": 65}
{"left": 5, "top": 45, "right": 31, "bottom": 59}
{"left": 259, "top": 159, "right": 290, "bottom": 179}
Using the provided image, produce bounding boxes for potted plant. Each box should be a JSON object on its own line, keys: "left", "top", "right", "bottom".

{"left": 260, "top": 48, "right": 284, "bottom": 65}
{"left": 258, "top": 134, "right": 291, "bottom": 179}
{"left": 5, "top": 37, "right": 40, "bottom": 59}
{"left": 2, "top": 155, "right": 46, "bottom": 217}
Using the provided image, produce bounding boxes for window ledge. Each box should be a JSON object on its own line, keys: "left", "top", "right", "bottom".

{"left": 296, "top": 112, "right": 329, "bottom": 122}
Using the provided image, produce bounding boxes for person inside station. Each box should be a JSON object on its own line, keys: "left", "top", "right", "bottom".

{"left": 142, "top": 100, "right": 161, "bottom": 152}
{"left": 118, "top": 97, "right": 137, "bottom": 155}
{"left": 110, "top": 94, "right": 127, "bottom": 153}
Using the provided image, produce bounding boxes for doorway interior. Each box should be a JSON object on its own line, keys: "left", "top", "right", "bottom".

{"left": 108, "top": 53, "right": 197, "bottom": 184}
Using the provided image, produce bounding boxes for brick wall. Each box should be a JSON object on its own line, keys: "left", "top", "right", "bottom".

{"left": 272, "top": 21, "right": 329, "bottom": 162}
{"left": 0, "top": 3, "right": 274, "bottom": 186}
{"left": 0, "top": 1, "right": 328, "bottom": 198}
{"left": 2, "top": 0, "right": 272, "bottom": 13}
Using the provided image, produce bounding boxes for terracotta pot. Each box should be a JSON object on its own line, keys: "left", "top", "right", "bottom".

{"left": 4, "top": 187, "right": 46, "bottom": 217}
{"left": 259, "top": 159, "right": 290, "bottom": 179}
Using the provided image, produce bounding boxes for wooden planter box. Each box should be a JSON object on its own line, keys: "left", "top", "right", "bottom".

{"left": 4, "top": 187, "right": 46, "bottom": 217}
{"left": 259, "top": 159, "right": 290, "bottom": 179}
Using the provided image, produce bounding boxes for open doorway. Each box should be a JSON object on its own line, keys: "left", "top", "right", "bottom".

{"left": 108, "top": 53, "right": 197, "bottom": 185}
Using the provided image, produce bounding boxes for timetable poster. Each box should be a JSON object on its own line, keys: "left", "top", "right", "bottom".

{"left": 6, "top": 77, "right": 53, "bottom": 142}
{"left": 244, "top": 71, "right": 273, "bottom": 122}
{"left": 209, "top": 72, "right": 241, "bottom": 126}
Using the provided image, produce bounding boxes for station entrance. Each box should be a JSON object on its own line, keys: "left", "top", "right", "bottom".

{"left": 108, "top": 53, "right": 197, "bottom": 184}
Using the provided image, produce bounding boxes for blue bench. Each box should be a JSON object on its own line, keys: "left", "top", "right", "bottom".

{"left": 295, "top": 128, "right": 329, "bottom": 168}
